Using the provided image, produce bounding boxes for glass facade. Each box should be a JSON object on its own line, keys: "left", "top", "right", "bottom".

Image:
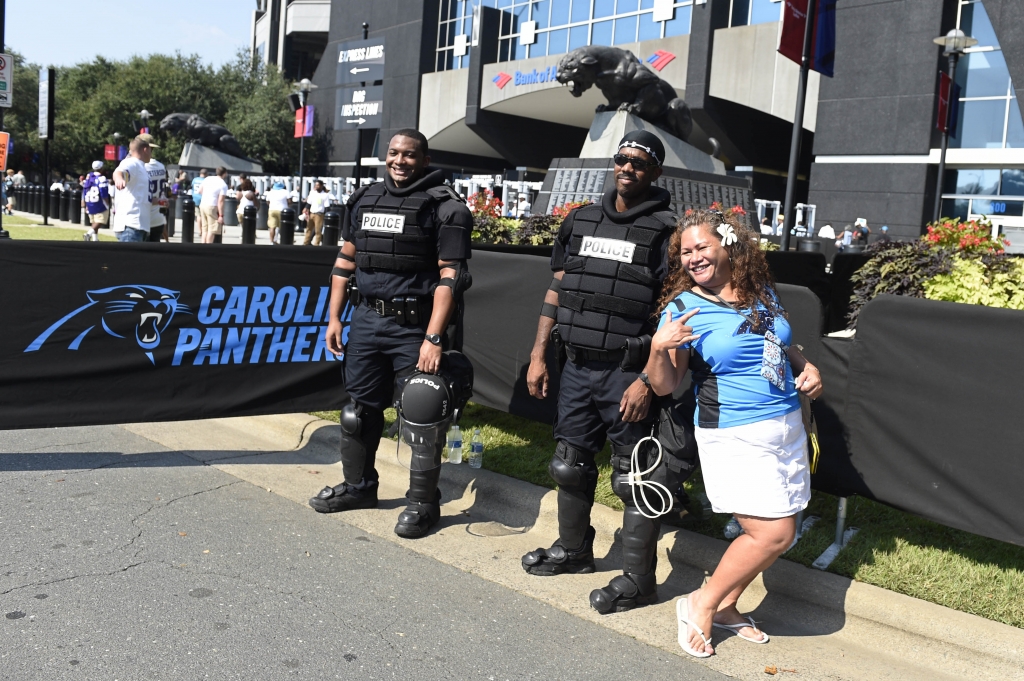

{"left": 435, "top": 0, "right": 699, "bottom": 71}
{"left": 950, "top": 0, "right": 1024, "bottom": 150}
{"left": 941, "top": 168, "right": 1024, "bottom": 221}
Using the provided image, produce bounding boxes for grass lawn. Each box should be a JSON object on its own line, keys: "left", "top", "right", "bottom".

{"left": 313, "top": 401, "right": 1024, "bottom": 629}
{"left": 3, "top": 215, "right": 118, "bottom": 241}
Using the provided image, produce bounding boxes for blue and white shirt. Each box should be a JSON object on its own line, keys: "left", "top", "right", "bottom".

{"left": 82, "top": 172, "right": 110, "bottom": 214}
{"left": 659, "top": 290, "right": 800, "bottom": 429}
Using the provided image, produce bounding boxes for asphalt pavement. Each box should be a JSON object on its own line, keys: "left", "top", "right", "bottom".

{"left": 0, "top": 424, "right": 728, "bottom": 681}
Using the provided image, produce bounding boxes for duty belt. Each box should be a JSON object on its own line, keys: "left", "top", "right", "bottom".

{"left": 565, "top": 345, "right": 625, "bottom": 364}
{"left": 363, "top": 296, "right": 432, "bottom": 326}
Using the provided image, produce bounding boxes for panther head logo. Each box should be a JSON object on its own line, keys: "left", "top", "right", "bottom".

{"left": 25, "top": 285, "right": 191, "bottom": 365}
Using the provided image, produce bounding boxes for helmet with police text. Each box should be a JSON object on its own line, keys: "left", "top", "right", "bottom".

{"left": 398, "top": 351, "right": 474, "bottom": 426}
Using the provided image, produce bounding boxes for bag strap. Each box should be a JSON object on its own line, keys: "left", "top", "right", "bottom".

{"left": 696, "top": 287, "right": 789, "bottom": 351}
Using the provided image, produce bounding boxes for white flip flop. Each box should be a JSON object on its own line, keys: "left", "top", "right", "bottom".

{"left": 713, "top": 616, "right": 770, "bottom": 644}
{"left": 676, "top": 596, "right": 713, "bottom": 658}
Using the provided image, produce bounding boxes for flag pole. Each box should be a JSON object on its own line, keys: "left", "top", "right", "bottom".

{"left": 781, "top": 0, "right": 817, "bottom": 251}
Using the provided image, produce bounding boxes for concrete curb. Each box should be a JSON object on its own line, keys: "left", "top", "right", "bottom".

{"left": 300, "top": 419, "right": 1024, "bottom": 669}
{"left": 123, "top": 414, "right": 1024, "bottom": 680}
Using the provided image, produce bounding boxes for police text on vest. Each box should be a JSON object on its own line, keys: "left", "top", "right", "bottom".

{"left": 579, "top": 236, "right": 635, "bottom": 263}
{"left": 361, "top": 213, "right": 406, "bottom": 233}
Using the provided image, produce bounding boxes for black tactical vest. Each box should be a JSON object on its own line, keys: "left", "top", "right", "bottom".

{"left": 557, "top": 202, "right": 675, "bottom": 352}
{"left": 352, "top": 182, "right": 460, "bottom": 272}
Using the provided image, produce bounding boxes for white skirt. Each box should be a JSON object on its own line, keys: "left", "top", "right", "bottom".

{"left": 695, "top": 408, "right": 810, "bottom": 518}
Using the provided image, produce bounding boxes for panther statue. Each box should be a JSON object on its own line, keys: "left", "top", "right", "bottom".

{"left": 159, "top": 113, "right": 248, "bottom": 159}
{"left": 556, "top": 46, "right": 693, "bottom": 142}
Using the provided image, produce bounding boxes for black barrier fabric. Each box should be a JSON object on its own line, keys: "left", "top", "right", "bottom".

{"left": 846, "top": 295, "right": 1024, "bottom": 547}
{"left": 0, "top": 242, "right": 345, "bottom": 429}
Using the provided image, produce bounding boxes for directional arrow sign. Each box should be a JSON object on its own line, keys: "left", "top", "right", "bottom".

{"left": 337, "top": 86, "right": 383, "bottom": 130}
{"left": 336, "top": 37, "right": 385, "bottom": 85}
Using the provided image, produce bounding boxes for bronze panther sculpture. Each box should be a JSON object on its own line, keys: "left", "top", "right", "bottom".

{"left": 159, "top": 113, "right": 247, "bottom": 159}
{"left": 556, "top": 46, "right": 693, "bottom": 142}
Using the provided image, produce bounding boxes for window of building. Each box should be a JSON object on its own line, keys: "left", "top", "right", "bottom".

{"left": 434, "top": 0, "right": 696, "bottom": 71}
{"left": 950, "top": 0, "right": 1024, "bottom": 150}
{"left": 728, "top": 0, "right": 781, "bottom": 28}
{"left": 940, "top": 168, "right": 1024, "bottom": 222}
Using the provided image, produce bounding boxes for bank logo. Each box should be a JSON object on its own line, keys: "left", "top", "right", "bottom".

{"left": 492, "top": 72, "right": 512, "bottom": 89}
{"left": 647, "top": 50, "right": 676, "bottom": 72}
{"left": 24, "top": 285, "right": 190, "bottom": 365}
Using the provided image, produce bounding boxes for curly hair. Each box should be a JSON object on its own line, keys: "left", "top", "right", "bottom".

{"left": 656, "top": 209, "right": 783, "bottom": 325}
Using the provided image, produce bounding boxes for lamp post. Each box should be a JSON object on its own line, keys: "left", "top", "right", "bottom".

{"left": 294, "top": 78, "right": 317, "bottom": 207}
{"left": 139, "top": 109, "right": 151, "bottom": 133}
{"left": 931, "top": 29, "right": 977, "bottom": 224}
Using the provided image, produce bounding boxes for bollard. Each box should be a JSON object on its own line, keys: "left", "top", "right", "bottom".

{"left": 60, "top": 188, "right": 71, "bottom": 222}
{"left": 31, "top": 186, "right": 40, "bottom": 215}
{"left": 49, "top": 188, "right": 61, "bottom": 220}
{"left": 279, "top": 208, "right": 296, "bottom": 245}
{"left": 224, "top": 196, "right": 239, "bottom": 226}
{"left": 70, "top": 189, "right": 82, "bottom": 224}
{"left": 241, "top": 205, "right": 258, "bottom": 244}
{"left": 35, "top": 186, "right": 43, "bottom": 215}
{"left": 322, "top": 209, "right": 341, "bottom": 246}
{"left": 257, "top": 198, "right": 269, "bottom": 231}
{"left": 180, "top": 195, "right": 196, "bottom": 243}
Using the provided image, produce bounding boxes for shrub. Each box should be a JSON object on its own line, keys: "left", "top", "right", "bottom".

{"left": 468, "top": 190, "right": 504, "bottom": 219}
{"left": 846, "top": 241, "right": 956, "bottom": 328}
{"left": 472, "top": 215, "right": 519, "bottom": 245}
{"left": 923, "top": 217, "right": 1008, "bottom": 254}
{"left": 924, "top": 257, "right": 1024, "bottom": 310}
{"left": 517, "top": 214, "right": 561, "bottom": 246}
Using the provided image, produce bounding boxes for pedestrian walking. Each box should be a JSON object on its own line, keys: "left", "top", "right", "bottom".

{"left": 520, "top": 131, "right": 686, "bottom": 615}
{"left": 303, "top": 180, "right": 330, "bottom": 246}
{"left": 309, "top": 129, "right": 474, "bottom": 541}
{"left": 81, "top": 161, "right": 112, "bottom": 241}
{"left": 236, "top": 177, "right": 257, "bottom": 226}
{"left": 265, "top": 181, "right": 290, "bottom": 244}
{"left": 198, "top": 167, "right": 228, "bottom": 244}
{"left": 4, "top": 170, "right": 15, "bottom": 215}
{"left": 111, "top": 137, "right": 153, "bottom": 242}
{"left": 646, "top": 209, "right": 823, "bottom": 658}
{"left": 138, "top": 133, "right": 169, "bottom": 243}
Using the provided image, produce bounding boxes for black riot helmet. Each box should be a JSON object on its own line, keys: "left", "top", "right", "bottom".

{"left": 398, "top": 351, "right": 474, "bottom": 427}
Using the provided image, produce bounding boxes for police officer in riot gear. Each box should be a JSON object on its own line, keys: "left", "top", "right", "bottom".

{"left": 311, "top": 129, "right": 473, "bottom": 540}
{"left": 521, "top": 131, "right": 679, "bottom": 613}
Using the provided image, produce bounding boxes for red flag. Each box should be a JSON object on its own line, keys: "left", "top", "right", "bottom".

{"left": 104, "top": 144, "right": 117, "bottom": 161}
{"left": 779, "top": 0, "right": 836, "bottom": 77}
{"left": 937, "top": 71, "right": 952, "bottom": 132}
{"left": 294, "top": 106, "right": 306, "bottom": 139}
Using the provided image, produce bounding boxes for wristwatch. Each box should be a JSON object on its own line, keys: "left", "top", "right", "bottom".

{"left": 638, "top": 372, "right": 652, "bottom": 388}
{"left": 425, "top": 333, "right": 443, "bottom": 346}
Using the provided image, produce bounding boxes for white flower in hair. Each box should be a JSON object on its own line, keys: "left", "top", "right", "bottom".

{"left": 717, "top": 224, "right": 738, "bottom": 246}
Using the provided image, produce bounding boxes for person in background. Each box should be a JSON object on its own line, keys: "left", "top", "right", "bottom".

{"left": 759, "top": 216, "right": 773, "bottom": 236}
{"left": 853, "top": 218, "right": 870, "bottom": 244}
{"left": 236, "top": 176, "right": 257, "bottom": 227}
{"left": 836, "top": 225, "right": 854, "bottom": 250}
{"left": 191, "top": 169, "right": 207, "bottom": 206}
{"left": 198, "top": 167, "right": 228, "bottom": 244}
{"left": 81, "top": 161, "right": 112, "bottom": 241}
{"left": 266, "top": 181, "right": 290, "bottom": 244}
{"left": 775, "top": 214, "right": 785, "bottom": 236}
{"left": 5, "top": 169, "right": 15, "bottom": 215}
{"left": 878, "top": 225, "right": 892, "bottom": 243}
{"left": 516, "top": 194, "right": 532, "bottom": 218}
{"left": 172, "top": 170, "right": 188, "bottom": 196}
{"left": 111, "top": 137, "right": 153, "bottom": 242}
{"left": 793, "top": 220, "right": 807, "bottom": 237}
{"left": 137, "top": 133, "right": 168, "bottom": 243}
{"left": 303, "top": 180, "right": 330, "bottom": 246}
{"left": 647, "top": 209, "right": 822, "bottom": 658}
{"left": 817, "top": 223, "right": 835, "bottom": 239}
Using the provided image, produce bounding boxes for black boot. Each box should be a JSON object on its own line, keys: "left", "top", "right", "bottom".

{"left": 309, "top": 478, "right": 379, "bottom": 513}
{"left": 589, "top": 556, "right": 659, "bottom": 614}
{"left": 521, "top": 525, "right": 597, "bottom": 576}
{"left": 394, "top": 489, "right": 442, "bottom": 538}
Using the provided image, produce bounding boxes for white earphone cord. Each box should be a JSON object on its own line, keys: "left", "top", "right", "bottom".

{"left": 628, "top": 435, "right": 674, "bottom": 519}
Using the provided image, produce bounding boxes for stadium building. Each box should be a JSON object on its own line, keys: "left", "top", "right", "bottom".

{"left": 253, "top": 0, "right": 1024, "bottom": 238}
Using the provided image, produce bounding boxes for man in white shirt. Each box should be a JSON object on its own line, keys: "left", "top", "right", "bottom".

{"left": 198, "top": 166, "right": 228, "bottom": 244}
{"left": 817, "top": 223, "right": 836, "bottom": 239}
{"left": 138, "top": 133, "right": 169, "bottom": 242}
{"left": 112, "top": 137, "right": 153, "bottom": 242}
{"left": 303, "top": 180, "right": 330, "bottom": 246}
{"left": 265, "top": 181, "right": 291, "bottom": 244}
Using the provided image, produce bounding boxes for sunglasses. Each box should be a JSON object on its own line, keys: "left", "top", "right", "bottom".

{"left": 613, "top": 154, "right": 658, "bottom": 171}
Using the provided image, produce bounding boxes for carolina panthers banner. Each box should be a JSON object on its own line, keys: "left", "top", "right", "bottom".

{"left": 0, "top": 242, "right": 346, "bottom": 430}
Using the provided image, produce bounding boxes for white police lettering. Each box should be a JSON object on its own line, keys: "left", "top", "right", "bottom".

{"left": 579, "top": 236, "right": 635, "bottom": 263}
{"left": 361, "top": 212, "right": 405, "bottom": 233}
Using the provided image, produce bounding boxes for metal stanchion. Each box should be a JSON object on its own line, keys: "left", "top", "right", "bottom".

{"left": 322, "top": 209, "right": 341, "bottom": 246}
{"left": 279, "top": 208, "right": 296, "bottom": 245}
{"left": 241, "top": 205, "right": 258, "bottom": 244}
{"left": 180, "top": 196, "right": 195, "bottom": 243}
{"left": 70, "top": 189, "right": 82, "bottom": 224}
{"left": 167, "top": 196, "right": 176, "bottom": 238}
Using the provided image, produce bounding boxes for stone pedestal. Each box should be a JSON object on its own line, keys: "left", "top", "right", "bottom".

{"left": 580, "top": 111, "right": 725, "bottom": 175}
{"left": 178, "top": 142, "right": 263, "bottom": 174}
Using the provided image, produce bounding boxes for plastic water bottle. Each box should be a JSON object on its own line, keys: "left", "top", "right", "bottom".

{"left": 447, "top": 424, "right": 463, "bottom": 465}
{"left": 468, "top": 428, "right": 484, "bottom": 469}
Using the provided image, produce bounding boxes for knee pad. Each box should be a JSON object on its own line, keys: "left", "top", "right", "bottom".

{"left": 610, "top": 443, "right": 635, "bottom": 502}
{"left": 340, "top": 399, "right": 362, "bottom": 436}
{"left": 549, "top": 441, "right": 597, "bottom": 491}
